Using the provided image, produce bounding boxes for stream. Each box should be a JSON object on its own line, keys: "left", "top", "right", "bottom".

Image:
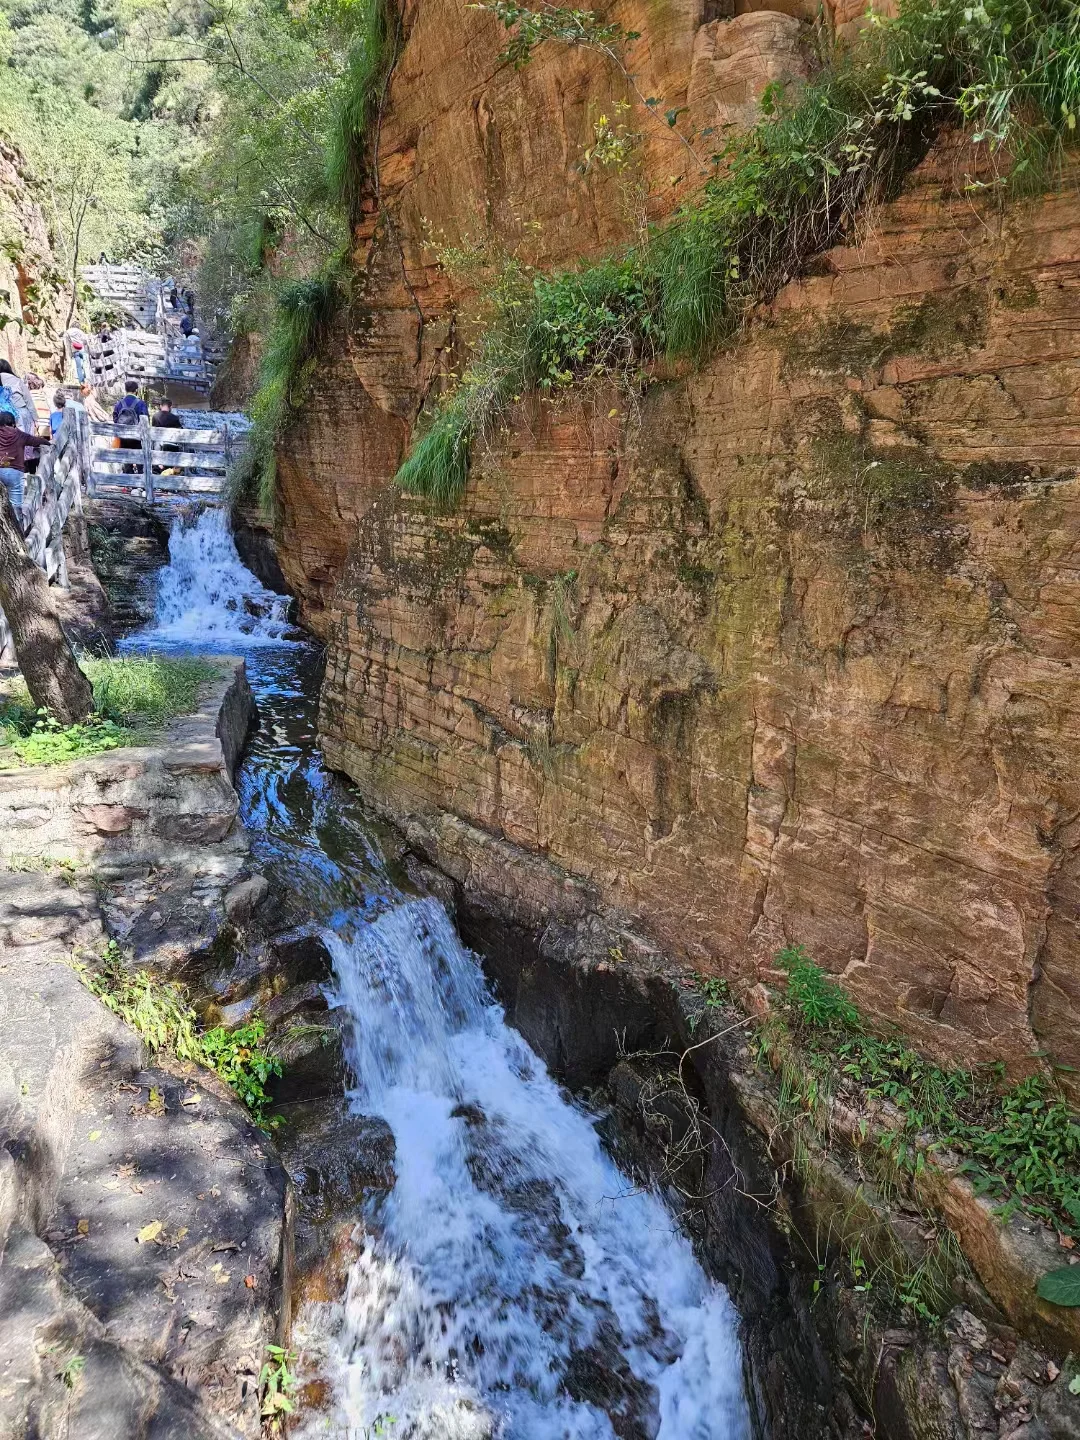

{"left": 134, "top": 507, "right": 751, "bottom": 1440}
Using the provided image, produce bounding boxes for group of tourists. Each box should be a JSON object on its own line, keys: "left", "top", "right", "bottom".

{"left": 0, "top": 361, "right": 189, "bottom": 519}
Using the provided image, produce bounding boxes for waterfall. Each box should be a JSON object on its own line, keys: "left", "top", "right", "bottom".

{"left": 141, "top": 505, "right": 751, "bottom": 1440}
{"left": 144, "top": 505, "right": 293, "bottom": 645}
{"left": 306, "top": 900, "right": 750, "bottom": 1440}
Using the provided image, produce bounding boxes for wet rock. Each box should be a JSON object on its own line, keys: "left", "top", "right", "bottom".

{"left": 267, "top": 1008, "right": 348, "bottom": 1102}
{"left": 564, "top": 1319, "right": 660, "bottom": 1440}
{"left": 1040, "top": 1356, "right": 1080, "bottom": 1440}
{"left": 224, "top": 873, "right": 270, "bottom": 923}
{"left": 403, "top": 852, "right": 457, "bottom": 917}
{"left": 276, "top": 1098, "right": 395, "bottom": 1219}
{"left": 192, "top": 928, "right": 333, "bottom": 1012}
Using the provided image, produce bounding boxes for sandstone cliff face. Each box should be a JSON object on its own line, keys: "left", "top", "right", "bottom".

{"left": 275, "top": 0, "right": 1080, "bottom": 1086}
{"left": 0, "top": 141, "right": 65, "bottom": 378}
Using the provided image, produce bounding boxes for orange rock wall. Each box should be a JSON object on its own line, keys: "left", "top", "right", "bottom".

{"left": 277, "top": 0, "right": 1080, "bottom": 1083}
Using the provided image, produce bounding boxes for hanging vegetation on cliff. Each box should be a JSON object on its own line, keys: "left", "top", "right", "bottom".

{"left": 394, "top": 0, "right": 1080, "bottom": 505}
{"left": 215, "top": 0, "right": 396, "bottom": 513}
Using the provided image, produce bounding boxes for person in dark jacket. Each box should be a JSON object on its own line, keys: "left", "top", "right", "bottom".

{"left": 151, "top": 399, "right": 183, "bottom": 429}
{"left": 113, "top": 380, "right": 149, "bottom": 425}
{"left": 0, "top": 408, "right": 51, "bottom": 513}
{"left": 113, "top": 381, "right": 148, "bottom": 474}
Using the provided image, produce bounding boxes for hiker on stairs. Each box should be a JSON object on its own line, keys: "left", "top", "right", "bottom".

{"left": 113, "top": 379, "right": 148, "bottom": 425}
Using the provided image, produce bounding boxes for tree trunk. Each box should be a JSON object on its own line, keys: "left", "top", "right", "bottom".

{"left": 0, "top": 488, "right": 94, "bottom": 723}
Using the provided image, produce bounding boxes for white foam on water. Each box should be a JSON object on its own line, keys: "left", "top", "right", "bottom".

{"left": 143, "top": 505, "right": 293, "bottom": 645}
{"left": 299, "top": 899, "right": 750, "bottom": 1440}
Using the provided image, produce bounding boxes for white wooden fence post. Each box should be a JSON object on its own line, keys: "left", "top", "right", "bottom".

{"left": 140, "top": 415, "right": 154, "bottom": 504}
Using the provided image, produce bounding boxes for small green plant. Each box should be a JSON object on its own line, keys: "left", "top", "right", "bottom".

{"left": 258, "top": 1344, "right": 298, "bottom": 1425}
{"left": 199, "top": 1020, "right": 281, "bottom": 1117}
{"left": 76, "top": 943, "right": 282, "bottom": 1125}
{"left": 56, "top": 1354, "right": 85, "bottom": 1390}
{"left": 687, "top": 975, "right": 730, "bottom": 1033}
{"left": 363, "top": 1416, "right": 397, "bottom": 1440}
{"left": 0, "top": 710, "right": 126, "bottom": 766}
{"left": 583, "top": 103, "right": 640, "bottom": 173}
{"left": 777, "top": 943, "right": 860, "bottom": 1032}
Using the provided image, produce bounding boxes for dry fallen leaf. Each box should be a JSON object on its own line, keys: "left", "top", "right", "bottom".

{"left": 136, "top": 1220, "right": 163, "bottom": 1245}
{"left": 175, "top": 1226, "right": 188, "bottom": 1242}
{"left": 180, "top": 1092, "right": 201, "bottom": 1108}
{"left": 88, "top": 1130, "right": 102, "bottom": 1142}
{"left": 1048, "top": 1362, "right": 1060, "bottom": 1382}
{"left": 76, "top": 1219, "right": 89, "bottom": 1236}
{"left": 244, "top": 1274, "right": 256, "bottom": 1289}
{"left": 1058, "top": 1233, "right": 1076, "bottom": 1250}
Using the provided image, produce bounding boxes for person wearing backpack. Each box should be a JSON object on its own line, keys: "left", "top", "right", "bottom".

{"left": 0, "top": 359, "right": 31, "bottom": 430}
{"left": 113, "top": 381, "right": 149, "bottom": 475}
{"left": 112, "top": 380, "right": 149, "bottom": 426}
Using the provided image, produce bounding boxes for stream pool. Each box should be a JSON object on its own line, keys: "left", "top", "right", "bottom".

{"left": 132, "top": 507, "right": 751, "bottom": 1440}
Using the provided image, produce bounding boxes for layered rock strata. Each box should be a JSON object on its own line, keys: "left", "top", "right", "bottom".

{"left": 272, "top": 0, "right": 1080, "bottom": 1086}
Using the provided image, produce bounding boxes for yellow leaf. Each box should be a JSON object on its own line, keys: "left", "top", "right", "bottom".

{"left": 88, "top": 1130, "right": 102, "bottom": 1142}
{"left": 77, "top": 1219, "right": 89, "bottom": 1236}
{"left": 175, "top": 1226, "right": 188, "bottom": 1242}
{"left": 608, "top": 409, "right": 619, "bottom": 417}
{"left": 136, "top": 1220, "right": 163, "bottom": 1244}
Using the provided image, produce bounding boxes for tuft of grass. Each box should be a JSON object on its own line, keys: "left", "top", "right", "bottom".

{"left": 83, "top": 654, "right": 220, "bottom": 726}
{"left": 232, "top": 270, "right": 345, "bottom": 516}
{"left": 326, "top": 0, "right": 394, "bottom": 222}
{"left": 394, "top": 0, "right": 1080, "bottom": 502}
{"left": 76, "top": 941, "right": 282, "bottom": 1125}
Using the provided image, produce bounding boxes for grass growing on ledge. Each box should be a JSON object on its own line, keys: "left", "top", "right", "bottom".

{"left": 396, "top": 0, "right": 1080, "bottom": 504}
{"left": 76, "top": 941, "right": 282, "bottom": 1126}
{"left": 768, "top": 944, "right": 1080, "bottom": 1241}
{"left": 231, "top": 269, "right": 346, "bottom": 517}
{"left": 0, "top": 655, "right": 220, "bottom": 766}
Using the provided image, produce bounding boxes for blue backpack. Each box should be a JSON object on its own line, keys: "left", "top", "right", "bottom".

{"left": 0, "top": 384, "right": 18, "bottom": 419}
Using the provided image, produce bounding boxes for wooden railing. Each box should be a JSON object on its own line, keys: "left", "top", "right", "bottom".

{"left": 89, "top": 418, "right": 233, "bottom": 501}
{"left": 0, "top": 406, "right": 88, "bottom": 661}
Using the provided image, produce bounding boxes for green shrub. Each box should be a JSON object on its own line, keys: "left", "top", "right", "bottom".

{"left": 77, "top": 943, "right": 282, "bottom": 1125}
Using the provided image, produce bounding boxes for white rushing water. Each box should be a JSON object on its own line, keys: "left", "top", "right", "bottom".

{"left": 148, "top": 507, "right": 750, "bottom": 1440}
{"left": 307, "top": 901, "right": 750, "bottom": 1440}
{"left": 145, "top": 504, "right": 293, "bottom": 645}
